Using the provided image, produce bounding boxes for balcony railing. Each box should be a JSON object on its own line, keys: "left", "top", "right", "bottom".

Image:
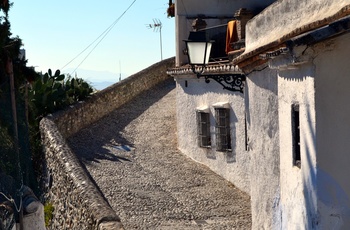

{"left": 198, "top": 24, "right": 228, "bottom": 62}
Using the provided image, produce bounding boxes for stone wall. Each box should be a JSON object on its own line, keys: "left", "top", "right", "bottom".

{"left": 53, "top": 57, "right": 175, "bottom": 138}
{"left": 39, "top": 57, "right": 175, "bottom": 229}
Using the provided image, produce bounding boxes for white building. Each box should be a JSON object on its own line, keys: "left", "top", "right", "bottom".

{"left": 169, "top": 0, "right": 350, "bottom": 229}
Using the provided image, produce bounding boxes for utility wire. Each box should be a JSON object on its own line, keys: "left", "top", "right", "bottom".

{"left": 61, "top": 0, "right": 137, "bottom": 74}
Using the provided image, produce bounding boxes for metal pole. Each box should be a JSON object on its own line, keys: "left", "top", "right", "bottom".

{"left": 7, "top": 56, "right": 24, "bottom": 230}
{"left": 146, "top": 19, "right": 163, "bottom": 61}
{"left": 159, "top": 26, "right": 163, "bottom": 60}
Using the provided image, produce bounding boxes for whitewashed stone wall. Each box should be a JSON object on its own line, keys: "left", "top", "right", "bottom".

{"left": 266, "top": 32, "right": 350, "bottom": 229}
{"left": 314, "top": 33, "right": 350, "bottom": 229}
{"left": 245, "top": 68, "right": 281, "bottom": 230}
{"left": 243, "top": 0, "right": 350, "bottom": 56}
{"left": 276, "top": 59, "right": 317, "bottom": 229}
{"left": 174, "top": 75, "right": 250, "bottom": 194}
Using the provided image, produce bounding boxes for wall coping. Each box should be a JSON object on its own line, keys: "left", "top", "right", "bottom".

{"left": 234, "top": 1, "right": 350, "bottom": 65}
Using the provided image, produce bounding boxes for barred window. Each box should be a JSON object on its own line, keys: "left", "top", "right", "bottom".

{"left": 215, "top": 108, "right": 231, "bottom": 151}
{"left": 197, "top": 111, "right": 211, "bottom": 148}
{"left": 292, "top": 104, "right": 301, "bottom": 168}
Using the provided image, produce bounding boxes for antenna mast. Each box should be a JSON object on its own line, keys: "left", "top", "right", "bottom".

{"left": 146, "top": 19, "right": 163, "bottom": 61}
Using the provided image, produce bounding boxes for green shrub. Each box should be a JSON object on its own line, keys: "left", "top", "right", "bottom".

{"left": 27, "top": 69, "right": 94, "bottom": 181}
{"left": 28, "top": 69, "right": 94, "bottom": 120}
{"left": 44, "top": 202, "right": 54, "bottom": 227}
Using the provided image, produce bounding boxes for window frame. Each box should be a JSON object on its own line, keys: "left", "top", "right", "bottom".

{"left": 214, "top": 107, "right": 232, "bottom": 152}
{"left": 292, "top": 104, "right": 301, "bottom": 168}
{"left": 197, "top": 111, "right": 211, "bottom": 148}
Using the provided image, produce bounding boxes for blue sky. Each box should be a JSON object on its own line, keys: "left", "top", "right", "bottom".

{"left": 9, "top": 1, "right": 175, "bottom": 87}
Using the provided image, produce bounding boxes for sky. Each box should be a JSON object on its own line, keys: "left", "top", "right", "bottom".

{"left": 9, "top": 1, "right": 176, "bottom": 89}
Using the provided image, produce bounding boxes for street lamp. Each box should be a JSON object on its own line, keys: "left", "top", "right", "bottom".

{"left": 184, "top": 31, "right": 246, "bottom": 93}
{"left": 184, "top": 31, "right": 214, "bottom": 74}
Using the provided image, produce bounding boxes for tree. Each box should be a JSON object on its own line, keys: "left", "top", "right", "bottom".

{"left": 0, "top": 0, "right": 93, "bottom": 194}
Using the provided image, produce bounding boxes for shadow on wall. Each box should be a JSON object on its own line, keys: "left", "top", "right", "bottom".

{"left": 180, "top": 78, "right": 247, "bottom": 96}
{"left": 227, "top": 106, "right": 238, "bottom": 163}
{"left": 301, "top": 101, "right": 350, "bottom": 228}
{"left": 68, "top": 79, "right": 176, "bottom": 165}
{"left": 302, "top": 102, "right": 318, "bottom": 229}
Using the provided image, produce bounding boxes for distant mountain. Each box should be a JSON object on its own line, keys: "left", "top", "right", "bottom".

{"left": 63, "top": 68, "right": 126, "bottom": 90}
{"left": 91, "top": 81, "right": 116, "bottom": 90}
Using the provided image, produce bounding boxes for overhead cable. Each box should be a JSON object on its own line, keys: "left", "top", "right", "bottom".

{"left": 61, "top": 0, "right": 137, "bottom": 74}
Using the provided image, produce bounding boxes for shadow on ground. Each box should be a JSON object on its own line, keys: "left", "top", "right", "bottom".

{"left": 67, "top": 79, "right": 176, "bottom": 165}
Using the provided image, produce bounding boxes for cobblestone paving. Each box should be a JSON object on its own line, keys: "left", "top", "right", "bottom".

{"left": 68, "top": 79, "right": 252, "bottom": 229}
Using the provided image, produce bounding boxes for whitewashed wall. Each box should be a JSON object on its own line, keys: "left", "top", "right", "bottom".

{"left": 174, "top": 75, "right": 250, "bottom": 194}
{"left": 314, "top": 33, "right": 350, "bottom": 229}
{"left": 245, "top": 68, "right": 281, "bottom": 229}
{"left": 243, "top": 0, "right": 350, "bottom": 55}
{"left": 269, "top": 32, "right": 350, "bottom": 229}
{"left": 277, "top": 60, "right": 317, "bottom": 229}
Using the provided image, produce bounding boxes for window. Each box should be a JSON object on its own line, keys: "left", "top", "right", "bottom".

{"left": 292, "top": 104, "right": 301, "bottom": 168}
{"left": 215, "top": 108, "right": 231, "bottom": 151}
{"left": 245, "top": 113, "right": 249, "bottom": 151}
{"left": 197, "top": 111, "right": 211, "bottom": 148}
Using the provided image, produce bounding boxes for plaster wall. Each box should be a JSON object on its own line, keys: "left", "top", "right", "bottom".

{"left": 175, "top": 0, "right": 276, "bottom": 66}
{"left": 277, "top": 60, "right": 317, "bottom": 229}
{"left": 314, "top": 34, "right": 350, "bottom": 229}
{"left": 244, "top": 0, "right": 350, "bottom": 55}
{"left": 245, "top": 68, "right": 280, "bottom": 229}
{"left": 174, "top": 76, "right": 250, "bottom": 194}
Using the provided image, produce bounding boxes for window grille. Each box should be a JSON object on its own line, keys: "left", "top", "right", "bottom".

{"left": 292, "top": 104, "right": 301, "bottom": 168}
{"left": 197, "top": 112, "right": 211, "bottom": 148}
{"left": 215, "top": 108, "right": 231, "bottom": 151}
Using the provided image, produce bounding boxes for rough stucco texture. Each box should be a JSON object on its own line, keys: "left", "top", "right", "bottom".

{"left": 314, "top": 34, "right": 350, "bottom": 229}
{"left": 245, "top": 68, "right": 280, "bottom": 230}
{"left": 277, "top": 61, "right": 317, "bottom": 229}
{"left": 244, "top": 0, "right": 350, "bottom": 55}
{"left": 175, "top": 76, "right": 250, "bottom": 194}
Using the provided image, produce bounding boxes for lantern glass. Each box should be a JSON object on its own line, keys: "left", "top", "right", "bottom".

{"left": 186, "top": 41, "right": 212, "bottom": 65}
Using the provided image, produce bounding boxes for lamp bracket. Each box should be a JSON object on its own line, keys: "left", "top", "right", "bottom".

{"left": 197, "top": 73, "right": 246, "bottom": 93}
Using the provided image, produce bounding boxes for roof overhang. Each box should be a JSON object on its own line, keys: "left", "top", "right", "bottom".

{"left": 233, "top": 1, "right": 350, "bottom": 71}
{"left": 167, "top": 63, "right": 242, "bottom": 77}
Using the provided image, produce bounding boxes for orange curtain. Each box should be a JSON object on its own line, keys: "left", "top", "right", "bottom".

{"left": 226, "top": 20, "right": 238, "bottom": 54}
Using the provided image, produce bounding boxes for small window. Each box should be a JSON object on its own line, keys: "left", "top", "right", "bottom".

{"left": 215, "top": 108, "right": 231, "bottom": 151}
{"left": 197, "top": 111, "right": 211, "bottom": 148}
{"left": 292, "top": 104, "right": 301, "bottom": 168}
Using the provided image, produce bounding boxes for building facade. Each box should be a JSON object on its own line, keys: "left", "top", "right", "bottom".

{"left": 169, "top": 0, "right": 350, "bottom": 229}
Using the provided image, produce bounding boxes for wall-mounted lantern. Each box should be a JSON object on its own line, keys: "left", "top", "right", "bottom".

{"left": 184, "top": 31, "right": 245, "bottom": 93}
{"left": 184, "top": 31, "right": 213, "bottom": 74}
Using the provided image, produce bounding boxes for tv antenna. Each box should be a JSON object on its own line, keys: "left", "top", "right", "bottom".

{"left": 146, "top": 19, "right": 163, "bottom": 60}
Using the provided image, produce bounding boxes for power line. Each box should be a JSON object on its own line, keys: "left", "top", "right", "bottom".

{"left": 61, "top": 0, "right": 137, "bottom": 74}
